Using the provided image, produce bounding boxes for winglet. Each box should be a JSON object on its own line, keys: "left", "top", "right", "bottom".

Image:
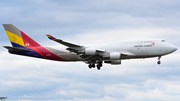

{"left": 46, "top": 34, "right": 56, "bottom": 40}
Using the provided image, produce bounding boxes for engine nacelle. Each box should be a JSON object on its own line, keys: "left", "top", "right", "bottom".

{"left": 104, "top": 60, "right": 121, "bottom": 65}
{"left": 110, "top": 52, "right": 121, "bottom": 60}
{"left": 84, "top": 48, "right": 96, "bottom": 55}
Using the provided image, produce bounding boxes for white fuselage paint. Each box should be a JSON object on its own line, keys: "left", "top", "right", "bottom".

{"left": 85, "top": 39, "right": 177, "bottom": 59}
{"left": 51, "top": 39, "right": 177, "bottom": 61}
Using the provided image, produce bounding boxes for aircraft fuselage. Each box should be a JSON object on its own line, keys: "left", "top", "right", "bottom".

{"left": 3, "top": 24, "right": 177, "bottom": 70}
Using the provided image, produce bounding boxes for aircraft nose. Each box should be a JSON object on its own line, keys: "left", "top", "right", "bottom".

{"left": 169, "top": 44, "right": 177, "bottom": 53}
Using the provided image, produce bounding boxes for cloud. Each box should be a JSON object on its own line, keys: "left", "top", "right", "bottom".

{"left": 0, "top": 0, "right": 180, "bottom": 101}
{"left": 0, "top": 50, "right": 180, "bottom": 100}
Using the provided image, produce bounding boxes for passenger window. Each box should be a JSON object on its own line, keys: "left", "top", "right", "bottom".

{"left": 161, "top": 40, "right": 166, "bottom": 42}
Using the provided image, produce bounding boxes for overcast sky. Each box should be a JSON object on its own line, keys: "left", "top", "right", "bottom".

{"left": 0, "top": 0, "right": 180, "bottom": 101}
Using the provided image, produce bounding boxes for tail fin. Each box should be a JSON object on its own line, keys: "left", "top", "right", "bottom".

{"left": 3, "top": 24, "right": 41, "bottom": 48}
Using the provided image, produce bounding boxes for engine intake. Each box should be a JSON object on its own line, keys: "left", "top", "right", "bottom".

{"left": 85, "top": 48, "right": 96, "bottom": 55}
{"left": 110, "top": 52, "right": 121, "bottom": 60}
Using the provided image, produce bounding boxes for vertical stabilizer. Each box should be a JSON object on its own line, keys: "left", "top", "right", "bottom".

{"left": 3, "top": 24, "right": 65, "bottom": 61}
{"left": 3, "top": 24, "right": 41, "bottom": 48}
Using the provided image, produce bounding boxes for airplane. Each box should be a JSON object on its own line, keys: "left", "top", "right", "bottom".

{"left": 2, "top": 24, "right": 177, "bottom": 70}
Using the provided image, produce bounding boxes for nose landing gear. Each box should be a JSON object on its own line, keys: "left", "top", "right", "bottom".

{"left": 157, "top": 56, "right": 161, "bottom": 65}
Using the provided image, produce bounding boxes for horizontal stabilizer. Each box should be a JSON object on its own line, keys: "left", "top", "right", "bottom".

{"left": 3, "top": 46, "right": 33, "bottom": 52}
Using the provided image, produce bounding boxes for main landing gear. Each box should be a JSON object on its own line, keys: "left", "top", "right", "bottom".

{"left": 88, "top": 61, "right": 103, "bottom": 70}
{"left": 97, "top": 61, "right": 103, "bottom": 70}
{"left": 88, "top": 63, "right": 95, "bottom": 68}
{"left": 157, "top": 56, "right": 161, "bottom": 65}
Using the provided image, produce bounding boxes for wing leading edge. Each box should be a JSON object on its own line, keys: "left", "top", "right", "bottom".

{"left": 46, "top": 35, "right": 82, "bottom": 48}
{"left": 46, "top": 35, "right": 109, "bottom": 61}
{"left": 46, "top": 34, "right": 134, "bottom": 58}
{"left": 46, "top": 34, "right": 137, "bottom": 70}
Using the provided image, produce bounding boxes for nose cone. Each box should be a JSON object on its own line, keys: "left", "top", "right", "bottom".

{"left": 169, "top": 44, "right": 177, "bottom": 53}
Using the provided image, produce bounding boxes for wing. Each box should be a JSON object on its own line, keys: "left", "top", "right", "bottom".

{"left": 46, "top": 34, "right": 85, "bottom": 54}
{"left": 46, "top": 35, "right": 108, "bottom": 61}
{"left": 46, "top": 35, "right": 135, "bottom": 63}
{"left": 46, "top": 34, "right": 82, "bottom": 48}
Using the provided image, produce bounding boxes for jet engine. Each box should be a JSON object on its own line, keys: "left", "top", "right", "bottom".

{"left": 84, "top": 48, "right": 96, "bottom": 55}
{"left": 110, "top": 52, "right": 121, "bottom": 60}
{"left": 104, "top": 60, "right": 121, "bottom": 65}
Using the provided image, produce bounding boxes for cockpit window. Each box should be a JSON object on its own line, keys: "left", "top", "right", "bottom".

{"left": 161, "top": 40, "right": 166, "bottom": 42}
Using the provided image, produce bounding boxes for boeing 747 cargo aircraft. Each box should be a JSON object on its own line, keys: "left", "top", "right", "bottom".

{"left": 3, "top": 24, "right": 177, "bottom": 70}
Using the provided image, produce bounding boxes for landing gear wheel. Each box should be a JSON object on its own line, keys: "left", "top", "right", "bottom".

{"left": 97, "top": 62, "right": 102, "bottom": 70}
{"left": 88, "top": 64, "right": 92, "bottom": 69}
{"left": 157, "top": 61, "right": 161, "bottom": 65}
{"left": 97, "top": 65, "right": 101, "bottom": 70}
{"left": 92, "top": 64, "right": 95, "bottom": 68}
{"left": 88, "top": 63, "right": 95, "bottom": 69}
{"left": 157, "top": 56, "right": 161, "bottom": 65}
